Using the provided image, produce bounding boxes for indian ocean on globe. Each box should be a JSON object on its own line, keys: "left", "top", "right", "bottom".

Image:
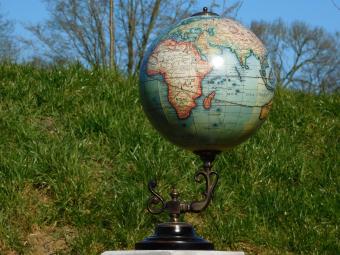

{"left": 140, "top": 11, "right": 275, "bottom": 152}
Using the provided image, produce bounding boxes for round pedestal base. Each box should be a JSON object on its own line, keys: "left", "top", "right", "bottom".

{"left": 135, "top": 222, "right": 214, "bottom": 250}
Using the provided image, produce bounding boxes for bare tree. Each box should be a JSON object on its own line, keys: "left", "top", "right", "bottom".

{"left": 25, "top": 0, "right": 242, "bottom": 73}
{"left": 0, "top": 6, "right": 17, "bottom": 62}
{"left": 26, "top": 0, "right": 110, "bottom": 67}
{"left": 251, "top": 19, "right": 340, "bottom": 93}
{"left": 135, "top": 0, "right": 161, "bottom": 73}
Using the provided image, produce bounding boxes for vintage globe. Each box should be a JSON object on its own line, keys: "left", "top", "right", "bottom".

{"left": 140, "top": 11, "right": 275, "bottom": 151}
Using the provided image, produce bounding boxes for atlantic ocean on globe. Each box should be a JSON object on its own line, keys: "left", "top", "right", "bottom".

{"left": 140, "top": 13, "right": 275, "bottom": 151}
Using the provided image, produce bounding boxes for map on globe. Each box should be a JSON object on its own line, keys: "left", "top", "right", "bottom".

{"left": 140, "top": 15, "right": 275, "bottom": 151}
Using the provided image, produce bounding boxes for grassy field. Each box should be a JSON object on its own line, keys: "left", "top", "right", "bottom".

{"left": 0, "top": 63, "right": 339, "bottom": 254}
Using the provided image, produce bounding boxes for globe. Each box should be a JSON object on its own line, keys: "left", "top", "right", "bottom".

{"left": 140, "top": 10, "right": 275, "bottom": 151}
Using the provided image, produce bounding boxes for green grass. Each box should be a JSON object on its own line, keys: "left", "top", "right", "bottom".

{"left": 0, "top": 63, "right": 339, "bottom": 254}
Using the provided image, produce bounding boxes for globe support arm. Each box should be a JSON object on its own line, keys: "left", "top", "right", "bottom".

{"left": 147, "top": 151, "right": 220, "bottom": 222}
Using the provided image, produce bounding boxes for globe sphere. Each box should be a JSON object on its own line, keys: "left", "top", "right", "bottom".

{"left": 140, "top": 13, "right": 275, "bottom": 151}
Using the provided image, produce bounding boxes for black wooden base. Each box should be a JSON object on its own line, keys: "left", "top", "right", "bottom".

{"left": 135, "top": 222, "right": 214, "bottom": 250}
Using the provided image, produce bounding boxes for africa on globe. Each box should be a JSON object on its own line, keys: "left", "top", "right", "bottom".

{"left": 140, "top": 10, "right": 275, "bottom": 151}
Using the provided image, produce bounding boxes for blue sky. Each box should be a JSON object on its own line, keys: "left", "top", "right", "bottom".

{"left": 1, "top": 0, "right": 339, "bottom": 42}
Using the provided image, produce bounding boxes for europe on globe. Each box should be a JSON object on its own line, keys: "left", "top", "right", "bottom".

{"left": 140, "top": 9, "right": 275, "bottom": 151}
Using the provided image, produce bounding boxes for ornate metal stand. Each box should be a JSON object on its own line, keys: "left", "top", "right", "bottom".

{"left": 135, "top": 151, "right": 220, "bottom": 250}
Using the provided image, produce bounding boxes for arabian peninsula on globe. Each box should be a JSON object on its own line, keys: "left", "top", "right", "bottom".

{"left": 140, "top": 14, "right": 275, "bottom": 151}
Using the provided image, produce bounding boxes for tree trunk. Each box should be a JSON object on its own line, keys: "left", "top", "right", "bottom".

{"left": 127, "top": 0, "right": 136, "bottom": 75}
{"left": 136, "top": 0, "right": 161, "bottom": 73}
{"left": 109, "top": 0, "right": 115, "bottom": 69}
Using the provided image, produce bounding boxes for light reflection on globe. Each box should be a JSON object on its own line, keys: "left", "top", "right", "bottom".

{"left": 140, "top": 14, "right": 275, "bottom": 151}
